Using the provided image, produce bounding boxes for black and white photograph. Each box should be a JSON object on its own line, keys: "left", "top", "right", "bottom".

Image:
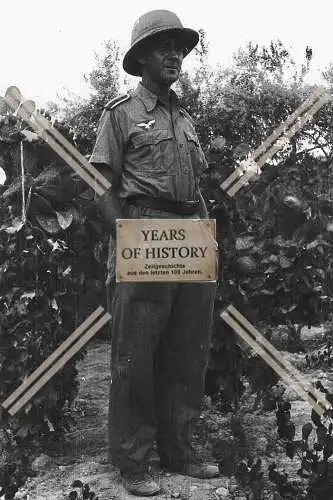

{"left": 1, "top": 1, "right": 333, "bottom": 498}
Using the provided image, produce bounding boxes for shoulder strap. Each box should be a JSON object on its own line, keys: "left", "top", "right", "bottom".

{"left": 104, "top": 94, "right": 131, "bottom": 111}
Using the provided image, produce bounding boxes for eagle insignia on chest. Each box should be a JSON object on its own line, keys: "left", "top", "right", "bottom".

{"left": 136, "top": 119, "right": 156, "bottom": 130}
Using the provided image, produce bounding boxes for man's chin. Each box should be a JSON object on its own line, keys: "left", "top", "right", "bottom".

{"left": 161, "top": 72, "right": 179, "bottom": 84}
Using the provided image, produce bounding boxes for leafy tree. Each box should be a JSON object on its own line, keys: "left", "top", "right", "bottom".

{"left": 191, "top": 40, "right": 333, "bottom": 402}
{"left": 50, "top": 40, "right": 122, "bottom": 145}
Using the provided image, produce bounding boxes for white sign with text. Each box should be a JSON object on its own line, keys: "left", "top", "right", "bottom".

{"left": 116, "top": 219, "right": 217, "bottom": 282}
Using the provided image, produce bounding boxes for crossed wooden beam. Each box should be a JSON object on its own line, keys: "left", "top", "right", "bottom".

{"left": 1, "top": 86, "right": 111, "bottom": 196}
{"left": 221, "top": 86, "right": 331, "bottom": 196}
{"left": 221, "top": 306, "right": 332, "bottom": 417}
{"left": 2, "top": 84, "right": 330, "bottom": 200}
{"left": 1, "top": 307, "right": 110, "bottom": 417}
{"left": 0, "top": 84, "right": 332, "bottom": 418}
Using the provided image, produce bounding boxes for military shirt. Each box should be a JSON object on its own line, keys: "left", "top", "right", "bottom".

{"left": 89, "top": 82, "right": 208, "bottom": 201}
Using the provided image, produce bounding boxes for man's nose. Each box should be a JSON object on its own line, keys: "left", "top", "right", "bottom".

{"left": 167, "top": 50, "right": 183, "bottom": 62}
{"left": 169, "top": 41, "right": 184, "bottom": 57}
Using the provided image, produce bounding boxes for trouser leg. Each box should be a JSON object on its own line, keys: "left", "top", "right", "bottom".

{"left": 108, "top": 281, "right": 177, "bottom": 474}
{"left": 154, "top": 281, "right": 216, "bottom": 465}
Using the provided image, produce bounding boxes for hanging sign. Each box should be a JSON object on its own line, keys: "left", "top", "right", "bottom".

{"left": 116, "top": 218, "right": 217, "bottom": 282}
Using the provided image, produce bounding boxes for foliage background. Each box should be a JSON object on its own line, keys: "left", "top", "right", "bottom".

{"left": 2, "top": 30, "right": 333, "bottom": 498}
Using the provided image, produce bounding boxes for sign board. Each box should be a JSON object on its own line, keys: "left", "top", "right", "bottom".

{"left": 116, "top": 219, "right": 217, "bottom": 282}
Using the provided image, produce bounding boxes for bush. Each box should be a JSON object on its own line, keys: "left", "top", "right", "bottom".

{"left": 0, "top": 116, "right": 109, "bottom": 498}
{"left": 202, "top": 149, "right": 333, "bottom": 403}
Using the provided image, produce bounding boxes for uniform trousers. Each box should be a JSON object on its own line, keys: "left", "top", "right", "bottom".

{"left": 107, "top": 204, "right": 216, "bottom": 474}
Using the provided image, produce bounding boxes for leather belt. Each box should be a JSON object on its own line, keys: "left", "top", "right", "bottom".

{"left": 126, "top": 195, "right": 200, "bottom": 216}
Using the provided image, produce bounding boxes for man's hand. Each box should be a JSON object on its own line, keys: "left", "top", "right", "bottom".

{"left": 90, "top": 164, "right": 124, "bottom": 238}
{"left": 96, "top": 189, "right": 124, "bottom": 239}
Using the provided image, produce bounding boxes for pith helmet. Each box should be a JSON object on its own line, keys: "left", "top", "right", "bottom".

{"left": 123, "top": 10, "right": 199, "bottom": 76}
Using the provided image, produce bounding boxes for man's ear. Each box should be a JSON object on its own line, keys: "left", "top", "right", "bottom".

{"left": 137, "top": 55, "right": 146, "bottom": 66}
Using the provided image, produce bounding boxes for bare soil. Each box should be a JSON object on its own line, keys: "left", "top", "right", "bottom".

{"left": 15, "top": 325, "right": 333, "bottom": 500}
{"left": 17, "top": 340, "right": 227, "bottom": 500}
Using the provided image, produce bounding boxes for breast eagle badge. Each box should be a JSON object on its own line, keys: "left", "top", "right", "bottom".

{"left": 136, "top": 119, "right": 155, "bottom": 130}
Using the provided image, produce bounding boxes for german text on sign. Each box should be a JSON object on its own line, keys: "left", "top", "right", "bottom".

{"left": 116, "top": 219, "right": 217, "bottom": 282}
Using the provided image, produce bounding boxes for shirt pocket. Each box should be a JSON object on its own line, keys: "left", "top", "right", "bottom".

{"left": 184, "top": 129, "right": 206, "bottom": 179}
{"left": 131, "top": 129, "right": 174, "bottom": 175}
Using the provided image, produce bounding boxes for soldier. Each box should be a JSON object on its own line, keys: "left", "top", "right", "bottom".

{"left": 90, "top": 9, "right": 219, "bottom": 496}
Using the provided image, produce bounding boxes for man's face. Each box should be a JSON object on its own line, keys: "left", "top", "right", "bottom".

{"left": 138, "top": 32, "right": 185, "bottom": 85}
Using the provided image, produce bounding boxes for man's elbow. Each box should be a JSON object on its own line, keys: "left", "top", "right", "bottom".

{"left": 91, "top": 162, "right": 120, "bottom": 190}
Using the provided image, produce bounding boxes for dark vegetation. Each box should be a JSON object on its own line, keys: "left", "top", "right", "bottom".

{"left": 1, "top": 33, "right": 333, "bottom": 498}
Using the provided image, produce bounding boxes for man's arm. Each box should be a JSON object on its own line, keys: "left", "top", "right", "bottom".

{"left": 92, "top": 163, "right": 124, "bottom": 239}
{"left": 89, "top": 107, "right": 127, "bottom": 238}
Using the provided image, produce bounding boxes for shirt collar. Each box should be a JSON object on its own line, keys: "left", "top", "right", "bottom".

{"left": 135, "top": 82, "right": 180, "bottom": 112}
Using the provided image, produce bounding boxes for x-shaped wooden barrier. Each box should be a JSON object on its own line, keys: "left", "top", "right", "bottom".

{"left": 1, "top": 83, "right": 332, "bottom": 417}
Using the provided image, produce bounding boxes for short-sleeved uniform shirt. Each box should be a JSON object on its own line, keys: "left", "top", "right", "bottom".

{"left": 90, "top": 82, "right": 208, "bottom": 201}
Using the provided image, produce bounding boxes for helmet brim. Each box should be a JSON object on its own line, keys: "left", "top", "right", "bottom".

{"left": 123, "top": 27, "right": 199, "bottom": 76}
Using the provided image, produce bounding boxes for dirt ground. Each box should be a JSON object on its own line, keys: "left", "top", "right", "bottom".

{"left": 14, "top": 325, "right": 333, "bottom": 500}
{"left": 15, "top": 339, "right": 227, "bottom": 500}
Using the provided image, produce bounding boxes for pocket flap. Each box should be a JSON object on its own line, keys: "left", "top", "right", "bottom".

{"left": 132, "top": 129, "right": 173, "bottom": 148}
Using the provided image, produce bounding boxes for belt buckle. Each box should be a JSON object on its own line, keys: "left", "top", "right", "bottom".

{"left": 185, "top": 200, "right": 199, "bottom": 208}
{"left": 180, "top": 200, "right": 199, "bottom": 214}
